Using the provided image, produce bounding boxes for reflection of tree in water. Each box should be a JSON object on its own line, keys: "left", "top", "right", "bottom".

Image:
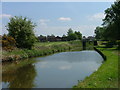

{"left": 2, "top": 64, "right": 36, "bottom": 88}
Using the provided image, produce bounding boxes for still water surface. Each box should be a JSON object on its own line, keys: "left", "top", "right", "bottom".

{"left": 2, "top": 50, "right": 103, "bottom": 88}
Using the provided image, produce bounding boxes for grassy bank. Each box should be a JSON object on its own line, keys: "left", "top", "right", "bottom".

{"left": 2, "top": 41, "right": 84, "bottom": 62}
{"left": 74, "top": 47, "right": 118, "bottom": 88}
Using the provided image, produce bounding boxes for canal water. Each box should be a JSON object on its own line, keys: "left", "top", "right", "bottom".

{"left": 2, "top": 50, "right": 103, "bottom": 88}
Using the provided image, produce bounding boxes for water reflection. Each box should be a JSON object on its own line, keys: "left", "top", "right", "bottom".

{"left": 2, "top": 63, "right": 36, "bottom": 88}
{"left": 37, "top": 51, "right": 103, "bottom": 63}
{"left": 2, "top": 51, "right": 103, "bottom": 88}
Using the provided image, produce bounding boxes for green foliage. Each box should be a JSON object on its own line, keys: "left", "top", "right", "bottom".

{"left": 67, "top": 33, "right": 78, "bottom": 41}
{"left": 6, "top": 16, "right": 36, "bottom": 49}
{"left": 105, "top": 41, "right": 117, "bottom": 48}
{"left": 95, "top": 1, "right": 120, "bottom": 41}
{"left": 75, "top": 31, "right": 82, "bottom": 40}
{"left": 2, "top": 34, "right": 16, "bottom": 51}
{"left": 103, "top": 1, "right": 120, "bottom": 40}
{"left": 67, "top": 28, "right": 74, "bottom": 35}
{"left": 94, "top": 26, "right": 105, "bottom": 40}
{"left": 67, "top": 28, "right": 82, "bottom": 41}
{"left": 2, "top": 41, "right": 83, "bottom": 61}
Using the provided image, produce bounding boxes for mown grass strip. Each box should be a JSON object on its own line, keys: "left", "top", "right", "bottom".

{"left": 74, "top": 47, "right": 118, "bottom": 88}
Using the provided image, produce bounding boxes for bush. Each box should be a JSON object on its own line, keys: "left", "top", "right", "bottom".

{"left": 2, "top": 34, "right": 16, "bottom": 51}
{"left": 105, "top": 41, "right": 116, "bottom": 48}
{"left": 6, "top": 16, "right": 36, "bottom": 49}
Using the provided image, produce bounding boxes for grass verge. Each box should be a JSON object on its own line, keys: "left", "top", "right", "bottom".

{"left": 2, "top": 41, "right": 83, "bottom": 62}
{"left": 73, "top": 47, "right": 118, "bottom": 88}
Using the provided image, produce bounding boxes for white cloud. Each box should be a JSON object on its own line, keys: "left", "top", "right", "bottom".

{"left": 40, "top": 19, "right": 50, "bottom": 23}
{"left": 58, "top": 17, "right": 72, "bottom": 21}
{"left": 0, "top": 14, "right": 12, "bottom": 18}
{"left": 59, "top": 65, "right": 72, "bottom": 70}
{"left": 39, "top": 62, "right": 49, "bottom": 68}
{"left": 39, "top": 19, "right": 50, "bottom": 27}
{"left": 88, "top": 13, "right": 105, "bottom": 21}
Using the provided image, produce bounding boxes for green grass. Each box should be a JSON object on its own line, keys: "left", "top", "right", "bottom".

{"left": 2, "top": 41, "right": 84, "bottom": 61}
{"left": 73, "top": 47, "right": 118, "bottom": 88}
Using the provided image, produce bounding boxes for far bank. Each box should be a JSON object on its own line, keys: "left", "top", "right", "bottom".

{"left": 2, "top": 41, "right": 94, "bottom": 62}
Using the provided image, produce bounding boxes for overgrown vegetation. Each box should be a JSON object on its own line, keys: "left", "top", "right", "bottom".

{"left": 2, "top": 41, "right": 84, "bottom": 62}
{"left": 2, "top": 34, "right": 16, "bottom": 51}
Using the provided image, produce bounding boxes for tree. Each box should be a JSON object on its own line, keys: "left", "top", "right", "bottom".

{"left": 94, "top": 26, "right": 105, "bottom": 40}
{"left": 67, "top": 28, "right": 82, "bottom": 41}
{"left": 67, "top": 33, "right": 77, "bottom": 41}
{"left": 62, "top": 34, "right": 67, "bottom": 41}
{"left": 75, "top": 31, "right": 82, "bottom": 40}
{"left": 102, "top": 1, "right": 120, "bottom": 40}
{"left": 67, "top": 28, "right": 77, "bottom": 41}
{"left": 67, "top": 28, "right": 74, "bottom": 35}
{"left": 6, "top": 16, "right": 36, "bottom": 49}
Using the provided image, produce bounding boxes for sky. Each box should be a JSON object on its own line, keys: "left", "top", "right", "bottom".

{"left": 1, "top": 2, "right": 114, "bottom": 37}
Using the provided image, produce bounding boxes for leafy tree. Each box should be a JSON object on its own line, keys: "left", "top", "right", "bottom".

{"left": 94, "top": 26, "right": 105, "bottom": 40}
{"left": 75, "top": 31, "right": 82, "bottom": 40}
{"left": 67, "top": 28, "right": 76, "bottom": 41}
{"left": 62, "top": 34, "right": 67, "bottom": 41}
{"left": 67, "top": 28, "right": 82, "bottom": 41}
{"left": 67, "top": 33, "right": 77, "bottom": 41}
{"left": 6, "top": 16, "right": 36, "bottom": 49}
{"left": 67, "top": 28, "right": 74, "bottom": 35}
{"left": 102, "top": 1, "right": 120, "bottom": 40}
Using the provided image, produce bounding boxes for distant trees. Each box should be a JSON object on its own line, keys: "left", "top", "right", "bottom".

{"left": 38, "top": 28, "right": 82, "bottom": 42}
{"left": 95, "top": 1, "right": 120, "bottom": 41}
{"left": 75, "top": 31, "right": 82, "bottom": 40}
{"left": 6, "top": 16, "right": 36, "bottom": 49}
{"left": 67, "top": 28, "right": 82, "bottom": 41}
{"left": 61, "top": 35, "right": 67, "bottom": 41}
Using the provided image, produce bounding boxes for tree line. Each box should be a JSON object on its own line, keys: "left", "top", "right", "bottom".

{"left": 38, "top": 28, "right": 82, "bottom": 42}
{"left": 2, "top": 16, "right": 82, "bottom": 50}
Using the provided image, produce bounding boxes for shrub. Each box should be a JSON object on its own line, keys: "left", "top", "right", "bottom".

{"left": 105, "top": 41, "right": 116, "bottom": 48}
{"left": 6, "top": 16, "right": 36, "bottom": 49}
{"left": 2, "top": 34, "right": 16, "bottom": 51}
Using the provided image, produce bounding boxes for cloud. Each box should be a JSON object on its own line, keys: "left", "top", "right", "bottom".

{"left": 58, "top": 17, "right": 72, "bottom": 21}
{"left": 38, "top": 19, "right": 50, "bottom": 27}
{"left": 0, "top": 14, "right": 12, "bottom": 18}
{"left": 39, "top": 62, "right": 49, "bottom": 68}
{"left": 40, "top": 19, "right": 50, "bottom": 23}
{"left": 88, "top": 13, "right": 105, "bottom": 21}
{"left": 59, "top": 65, "right": 72, "bottom": 70}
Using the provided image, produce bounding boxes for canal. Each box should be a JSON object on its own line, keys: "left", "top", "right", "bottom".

{"left": 2, "top": 50, "right": 103, "bottom": 88}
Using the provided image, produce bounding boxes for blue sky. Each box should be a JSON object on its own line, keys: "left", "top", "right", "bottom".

{"left": 2, "top": 2, "right": 114, "bottom": 36}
